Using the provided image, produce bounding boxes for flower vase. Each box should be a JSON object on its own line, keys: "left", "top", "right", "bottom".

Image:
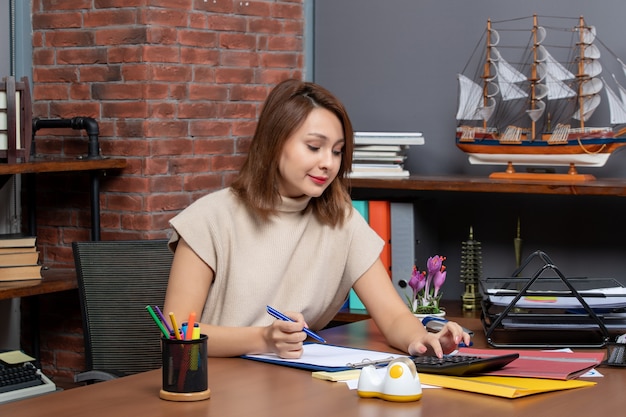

{"left": 413, "top": 311, "right": 446, "bottom": 320}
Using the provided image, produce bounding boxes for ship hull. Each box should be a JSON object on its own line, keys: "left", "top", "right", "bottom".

{"left": 456, "top": 133, "right": 626, "bottom": 167}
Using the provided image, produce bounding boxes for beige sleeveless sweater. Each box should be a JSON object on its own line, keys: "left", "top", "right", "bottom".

{"left": 169, "top": 187, "right": 383, "bottom": 330}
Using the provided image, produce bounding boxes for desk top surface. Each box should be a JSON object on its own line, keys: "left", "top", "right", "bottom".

{"left": 1, "top": 316, "right": 623, "bottom": 417}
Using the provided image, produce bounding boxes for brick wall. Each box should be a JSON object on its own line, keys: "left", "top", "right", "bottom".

{"left": 23, "top": 0, "right": 305, "bottom": 383}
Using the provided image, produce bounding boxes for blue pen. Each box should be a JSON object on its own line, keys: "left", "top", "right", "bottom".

{"left": 266, "top": 305, "right": 326, "bottom": 344}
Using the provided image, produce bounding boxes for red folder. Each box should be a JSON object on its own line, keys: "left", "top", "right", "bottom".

{"left": 368, "top": 200, "right": 391, "bottom": 276}
{"left": 459, "top": 347, "right": 605, "bottom": 380}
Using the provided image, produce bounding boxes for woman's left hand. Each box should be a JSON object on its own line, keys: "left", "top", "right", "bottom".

{"left": 407, "top": 321, "right": 471, "bottom": 358}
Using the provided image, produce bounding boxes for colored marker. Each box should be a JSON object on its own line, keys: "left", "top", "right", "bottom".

{"left": 146, "top": 305, "right": 170, "bottom": 338}
{"left": 169, "top": 312, "right": 182, "bottom": 340}
{"left": 266, "top": 305, "right": 326, "bottom": 344}
{"left": 186, "top": 312, "right": 196, "bottom": 340}
{"left": 154, "top": 305, "right": 173, "bottom": 334}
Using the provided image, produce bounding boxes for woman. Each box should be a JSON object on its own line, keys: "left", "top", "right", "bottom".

{"left": 164, "top": 79, "right": 470, "bottom": 358}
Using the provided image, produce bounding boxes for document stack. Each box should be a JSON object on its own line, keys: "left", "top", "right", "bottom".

{"left": 0, "top": 234, "right": 41, "bottom": 281}
{"left": 349, "top": 132, "right": 424, "bottom": 178}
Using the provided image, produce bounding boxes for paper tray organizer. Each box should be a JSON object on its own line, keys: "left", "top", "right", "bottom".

{"left": 479, "top": 251, "right": 626, "bottom": 348}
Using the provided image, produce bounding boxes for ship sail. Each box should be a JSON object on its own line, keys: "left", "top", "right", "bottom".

{"left": 536, "top": 45, "right": 576, "bottom": 100}
{"left": 456, "top": 74, "right": 496, "bottom": 121}
{"left": 604, "top": 80, "right": 626, "bottom": 124}
{"left": 573, "top": 25, "right": 602, "bottom": 122}
{"left": 492, "top": 47, "right": 528, "bottom": 101}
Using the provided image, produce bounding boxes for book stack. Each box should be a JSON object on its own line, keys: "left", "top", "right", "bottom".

{"left": 349, "top": 132, "right": 424, "bottom": 178}
{"left": 0, "top": 234, "right": 42, "bottom": 281}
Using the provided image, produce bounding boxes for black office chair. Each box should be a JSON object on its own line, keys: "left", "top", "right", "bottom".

{"left": 72, "top": 239, "right": 173, "bottom": 383}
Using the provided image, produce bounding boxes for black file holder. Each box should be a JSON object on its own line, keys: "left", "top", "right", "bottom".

{"left": 479, "top": 251, "right": 620, "bottom": 348}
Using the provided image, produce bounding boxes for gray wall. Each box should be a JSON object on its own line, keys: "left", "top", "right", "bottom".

{"left": 314, "top": 0, "right": 626, "bottom": 300}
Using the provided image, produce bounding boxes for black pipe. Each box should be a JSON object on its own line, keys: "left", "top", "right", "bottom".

{"left": 32, "top": 116, "right": 101, "bottom": 159}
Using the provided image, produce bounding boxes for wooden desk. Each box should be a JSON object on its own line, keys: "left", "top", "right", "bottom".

{"left": 1, "top": 316, "right": 623, "bottom": 417}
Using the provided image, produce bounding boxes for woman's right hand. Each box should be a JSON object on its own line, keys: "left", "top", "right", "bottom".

{"left": 264, "top": 311, "right": 308, "bottom": 358}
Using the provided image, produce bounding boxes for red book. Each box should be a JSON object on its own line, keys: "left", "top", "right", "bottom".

{"left": 368, "top": 200, "right": 391, "bottom": 276}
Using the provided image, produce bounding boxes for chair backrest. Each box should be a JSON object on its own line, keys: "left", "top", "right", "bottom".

{"left": 72, "top": 239, "right": 173, "bottom": 377}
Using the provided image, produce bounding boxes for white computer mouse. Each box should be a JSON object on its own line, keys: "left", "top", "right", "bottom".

{"left": 357, "top": 357, "right": 422, "bottom": 402}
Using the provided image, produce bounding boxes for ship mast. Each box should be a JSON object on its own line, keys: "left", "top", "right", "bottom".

{"left": 482, "top": 19, "right": 493, "bottom": 131}
{"left": 577, "top": 15, "right": 586, "bottom": 131}
{"left": 529, "top": 14, "right": 540, "bottom": 140}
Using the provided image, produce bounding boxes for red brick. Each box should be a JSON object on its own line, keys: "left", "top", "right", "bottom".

{"left": 32, "top": 12, "right": 83, "bottom": 30}
{"left": 273, "top": 2, "right": 303, "bottom": 19}
{"left": 121, "top": 213, "right": 156, "bottom": 231}
{"left": 108, "top": 46, "right": 143, "bottom": 63}
{"left": 151, "top": 65, "right": 192, "bottom": 81}
{"left": 145, "top": 193, "right": 189, "bottom": 211}
{"left": 95, "top": 27, "right": 148, "bottom": 46}
{"left": 34, "top": 84, "right": 70, "bottom": 100}
{"left": 268, "top": 35, "right": 302, "bottom": 51}
{"left": 84, "top": 9, "right": 138, "bottom": 27}
{"left": 211, "top": 154, "right": 247, "bottom": 171}
{"left": 220, "top": 50, "right": 260, "bottom": 67}
{"left": 107, "top": 194, "right": 144, "bottom": 211}
{"left": 144, "top": 8, "right": 188, "bottom": 27}
{"left": 234, "top": 1, "right": 271, "bottom": 17}
{"left": 218, "top": 102, "right": 257, "bottom": 119}
{"left": 41, "top": 0, "right": 91, "bottom": 12}
{"left": 178, "top": 29, "right": 219, "bottom": 47}
{"left": 248, "top": 18, "right": 283, "bottom": 34}
{"left": 102, "top": 101, "right": 149, "bottom": 118}
{"left": 189, "top": 84, "right": 228, "bottom": 101}
{"left": 149, "top": 102, "right": 177, "bottom": 118}
{"left": 181, "top": 47, "right": 220, "bottom": 65}
{"left": 189, "top": 120, "right": 232, "bottom": 138}
{"left": 148, "top": 176, "right": 184, "bottom": 194}
{"left": 215, "top": 67, "right": 254, "bottom": 84}
{"left": 120, "top": 63, "right": 150, "bottom": 80}
{"left": 219, "top": 33, "right": 257, "bottom": 50}
{"left": 207, "top": 15, "right": 247, "bottom": 32}
{"left": 47, "top": 31, "right": 96, "bottom": 47}
{"left": 261, "top": 52, "right": 299, "bottom": 68}
{"left": 144, "top": 121, "right": 189, "bottom": 139}
{"left": 151, "top": 138, "right": 193, "bottom": 156}
{"left": 79, "top": 65, "right": 123, "bottom": 82}
{"left": 169, "top": 157, "right": 212, "bottom": 174}
{"left": 184, "top": 173, "right": 224, "bottom": 192}
{"left": 178, "top": 102, "right": 217, "bottom": 119}
{"left": 144, "top": 157, "right": 170, "bottom": 175}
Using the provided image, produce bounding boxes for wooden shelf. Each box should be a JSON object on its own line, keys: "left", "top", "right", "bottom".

{"left": 0, "top": 156, "right": 126, "bottom": 176}
{"left": 0, "top": 268, "right": 77, "bottom": 300}
{"left": 347, "top": 175, "right": 626, "bottom": 197}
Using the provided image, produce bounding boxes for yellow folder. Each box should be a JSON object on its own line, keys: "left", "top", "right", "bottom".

{"left": 414, "top": 373, "right": 595, "bottom": 399}
{"left": 312, "top": 369, "right": 596, "bottom": 398}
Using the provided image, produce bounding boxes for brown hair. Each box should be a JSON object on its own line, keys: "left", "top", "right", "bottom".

{"left": 231, "top": 79, "right": 353, "bottom": 226}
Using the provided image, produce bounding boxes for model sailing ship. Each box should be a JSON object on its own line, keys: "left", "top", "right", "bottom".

{"left": 456, "top": 15, "right": 626, "bottom": 178}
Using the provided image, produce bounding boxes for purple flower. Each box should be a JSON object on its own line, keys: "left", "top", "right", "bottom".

{"left": 406, "top": 256, "right": 446, "bottom": 313}
{"left": 408, "top": 266, "right": 426, "bottom": 293}
{"left": 433, "top": 269, "right": 447, "bottom": 298}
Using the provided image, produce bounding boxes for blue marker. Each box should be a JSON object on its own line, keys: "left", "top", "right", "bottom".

{"left": 266, "top": 305, "right": 326, "bottom": 344}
